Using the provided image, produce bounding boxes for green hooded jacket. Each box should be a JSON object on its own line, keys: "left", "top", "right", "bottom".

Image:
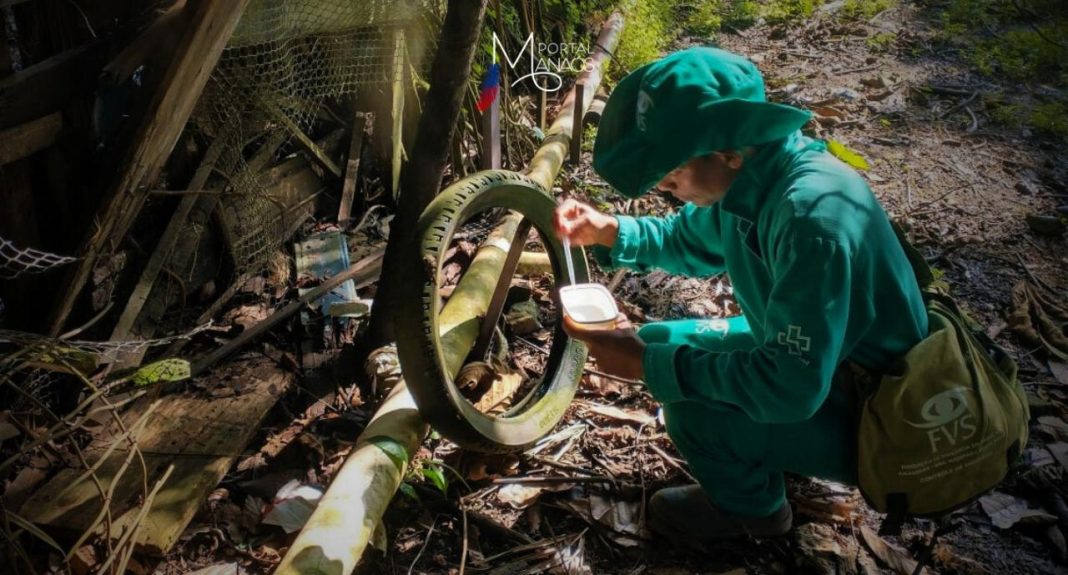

{"left": 602, "top": 132, "right": 929, "bottom": 423}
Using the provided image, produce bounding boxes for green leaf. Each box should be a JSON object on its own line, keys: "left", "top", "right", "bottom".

{"left": 368, "top": 436, "right": 409, "bottom": 473}
{"left": 422, "top": 466, "right": 448, "bottom": 495}
{"left": 6, "top": 510, "right": 65, "bottom": 554}
{"left": 131, "top": 359, "right": 191, "bottom": 387}
{"left": 826, "top": 138, "right": 870, "bottom": 170}
{"left": 398, "top": 482, "right": 420, "bottom": 502}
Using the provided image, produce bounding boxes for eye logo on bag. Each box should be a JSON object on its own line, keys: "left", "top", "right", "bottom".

{"left": 906, "top": 387, "right": 977, "bottom": 453}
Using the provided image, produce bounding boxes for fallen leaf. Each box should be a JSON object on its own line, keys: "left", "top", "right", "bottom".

{"left": 932, "top": 542, "right": 989, "bottom": 574}
{"left": 473, "top": 372, "right": 524, "bottom": 414}
{"left": 827, "top": 138, "right": 870, "bottom": 170}
{"left": 262, "top": 480, "right": 323, "bottom": 534}
{"left": 183, "top": 563, "right": 246, "bottom": 575}
{"left": 860, "top": 526, "right": 918, "bottom": 574}
{"left": 130, "top": 358, "right": 190, "bottom": 387}
{"left": 590, "top": 493, "right": 643, "bottom": 536}
{"left": 1047, "top": 442, "right": 1068, "bottom": 472}
{"left": 498, "top": 484, "right": 546, "bottom": 509}
{"left": 795, "top": 523, "right": 856, "bottom": 575}
{"left": 1007, "top": 282, "right": 1068, "bottom": 361}
{"left": 979, "top": 491, "right": 1058, "bottom": 529}
{"left": 1049, "top": 361, "right": 1068, "bottom": 385}
{"left": 579, "top": 402, "right": 654, "bottom": 426}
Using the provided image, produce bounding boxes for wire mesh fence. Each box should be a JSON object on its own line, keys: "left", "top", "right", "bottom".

{"left": 191, "top": 0, "right": 439, "bottom": 276}
{"left": 0, "top": 237, "right": 78, "bottom": 280}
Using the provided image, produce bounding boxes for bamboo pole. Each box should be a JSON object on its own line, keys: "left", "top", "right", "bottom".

{"left": 274, "top": 12, "right": 624, "bottom": 574}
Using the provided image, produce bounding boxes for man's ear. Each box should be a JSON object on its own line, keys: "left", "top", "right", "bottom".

{"left": 724, "top": 150, "right": 745, "bottom": 170}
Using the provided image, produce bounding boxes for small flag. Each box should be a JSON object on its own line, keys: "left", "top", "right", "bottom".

{"left": 476, "top": 62, "right": 500, "bottom": 112}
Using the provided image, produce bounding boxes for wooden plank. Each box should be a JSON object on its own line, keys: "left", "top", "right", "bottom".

{"left": 390, "top": 27, "right": 405, "bottom": 199}
{"left": 109, "top": 137, "right": 226, "bottom": 350}
{"left": 190, "top": 247, "right": 385, "bottom": 376}
{"left": 47, "top": 0, "right": 252, "bottom": 336}
{"left": 0, "top": 112, "right": 61, "bottom": 165}
{"left": 101, "top": 0, "right": 190, "bottom": 85}
{"left": 569, "top": 83, "right": 584, "bottom": 165}
{"left": 265, "top": 102, "right": 342, "bottom": 178}
{"left": 20, "top": 357, "right": 293, "bottom": 554}
{"left": 0, "top": 42, "right": 106, "bottom": 131}
{"left": 338, "top": 112, "right": 370, "bottom": 228}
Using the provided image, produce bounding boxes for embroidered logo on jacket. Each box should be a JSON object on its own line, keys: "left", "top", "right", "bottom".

{"left": 777, "top": 325, "right": 811, "bottom": 356}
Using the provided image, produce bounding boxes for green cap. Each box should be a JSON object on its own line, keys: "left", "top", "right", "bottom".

{"left": 592, "top": 47, "right": 812, "bottom": 198}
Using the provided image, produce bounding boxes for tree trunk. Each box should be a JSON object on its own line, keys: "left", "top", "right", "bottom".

{"left": 368, "top": 0, "right": 489, "bottom": 347}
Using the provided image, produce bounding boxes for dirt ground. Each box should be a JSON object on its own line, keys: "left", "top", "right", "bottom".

{"left": 157, "top": 3, "right": 1068, "bottom": 574}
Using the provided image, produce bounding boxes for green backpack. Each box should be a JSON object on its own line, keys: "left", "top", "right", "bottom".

{"left": 856, "top": 225, "right": 1030, "bottom": 534}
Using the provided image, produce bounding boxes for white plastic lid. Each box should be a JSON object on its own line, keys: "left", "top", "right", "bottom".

{"left": 559, "top": 283, "right": 619, "bottom": 325}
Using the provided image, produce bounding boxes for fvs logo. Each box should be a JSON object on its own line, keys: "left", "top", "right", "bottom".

{"left": 905, "top": 387, "right": 977, "bottom": 454}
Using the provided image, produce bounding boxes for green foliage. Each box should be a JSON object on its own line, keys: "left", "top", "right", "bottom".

{"left": 826, "top": 138, "right": 870, "bottom": 170}
{"left": 841, "top": 0, "right": 896, "bottom": 21}
{"left": 762, "top": 0, "right": 824, "bottom": 24}
{"left": 1029, "top": 101, "right": 1068, "bottom": 137}
{"left": 934, "top": 0, "right": 1068, "bottom": 137}
{"left": 866, "top": 31, "right": 897, "bottom": 52}
{"left": 719, "top": 0, "right": 761, "bottom": 28}
{"left": 613, "top": 0, "right": 676, "bottom": 75}
{"left": 422, "top": 466, "right": 448, "bottom": 494}
{"left": 130, "top": 358, "right": 191, "bottom": 387}
{"left": 685, "top": 0, "right": 724, "bottom": 37}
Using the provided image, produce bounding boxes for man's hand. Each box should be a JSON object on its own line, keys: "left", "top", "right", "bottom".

{"left": 553, "top": 199, "right": 620, "bottom": 247}
{"left": 562, "top": 313, "right": 645, "bottom": 381}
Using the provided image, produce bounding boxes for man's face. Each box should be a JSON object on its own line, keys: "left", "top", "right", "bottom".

{"left": 655, "top": 151, "right": 744, "bottom": 207}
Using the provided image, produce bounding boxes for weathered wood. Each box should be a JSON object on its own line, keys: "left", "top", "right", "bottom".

{"left": 190, "top": 247, "right": 386, "bottom": 376}
{"left": 48, "top": 0, "right": 252, "bottom": 336}
{"left": 109, "top": 137, "right": 227, "bottom": 351}
{"left": 21, "top": 357, "right": 293, "bottom": 555}
{"left": 470, "top": 217, "right": 531, "bottom": 361}
{"left": 101, "top": 0, "right": 190, "bottom": 85}
{"left": 569, "top": 83, "right": 584, "bottom": 166}
{"left": 0, "top": 112, "right": 61, "bottom": 165}
{"left": 0, "top": 42, "right": 106, "bottom": 131}
{"left": 266, "top": 102, "right": 343, "bottom": 178}
{"left": 369, "top": 0, "right": 490, "bottom": 346}
{"left": 390, "top": 27, "right": 406, "bottom": 198}
{"left": 338, "top": 112, "right": 371, "bottom": 228}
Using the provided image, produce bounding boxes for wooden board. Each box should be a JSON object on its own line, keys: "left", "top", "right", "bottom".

{"left": 0, "top": 111, "right": 61, "bottom": 164}
{"left": 48, "top": 0, "right": 252, "bottom": 335}
{"left": 21, "top": 357, "right": 293, "bottom": 554}
{"left": 0, "top": 42, "right": 106, "bottom": 131}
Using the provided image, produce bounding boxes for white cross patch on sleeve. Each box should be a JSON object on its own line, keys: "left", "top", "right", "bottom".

{"left": 777, "top": 324, "right": 811, "bottom": 356}
{"left": 696, "top": 318, "right": 731, "bottom": 335}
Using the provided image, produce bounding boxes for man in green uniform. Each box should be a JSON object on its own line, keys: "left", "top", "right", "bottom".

{"left": 554, "top": 47, "right": 928, "bottom": 542}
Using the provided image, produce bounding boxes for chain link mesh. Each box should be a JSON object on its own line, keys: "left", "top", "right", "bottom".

{"left": 189, "top": 0, "right": 439, "bottom": 276}
{"left": 0, "top": 323, "right": 211, "bottom": 366}
{"left": 0, "top": 236, "right": 78, "bottom": 280}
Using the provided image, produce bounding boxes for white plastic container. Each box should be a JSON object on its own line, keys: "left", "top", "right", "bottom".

{"left": 559, "top": 283, "right": 619, "bottom": 329}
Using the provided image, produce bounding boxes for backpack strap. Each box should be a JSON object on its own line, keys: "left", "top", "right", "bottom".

{"left": 889, "top": 220, "right": 951, "bottom": 296}
{"left": 879, "top": 493, "right": 909, "bottom": 536}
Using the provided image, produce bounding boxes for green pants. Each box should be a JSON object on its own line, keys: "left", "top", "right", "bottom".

{"left": 639, "top": 317, "right": 859, "bottom": 517}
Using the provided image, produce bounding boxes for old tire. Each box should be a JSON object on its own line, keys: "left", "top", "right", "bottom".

{"left": 394, "top": 170, "right": 589, "bottom": 453}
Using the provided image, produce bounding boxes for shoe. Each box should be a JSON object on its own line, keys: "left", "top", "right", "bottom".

{"left": 647, "top": 485, "right": 793, "bottom": 543}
